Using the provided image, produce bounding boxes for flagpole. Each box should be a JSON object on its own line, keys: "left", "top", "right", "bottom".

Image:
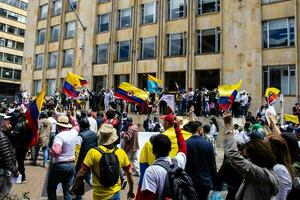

{"left": 280, "top": 94, "right": 284, "bottom": 125}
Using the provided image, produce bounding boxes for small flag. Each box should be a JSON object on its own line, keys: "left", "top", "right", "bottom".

{"left": 160, "top": 94, "right": 175, "bottom": 112}
{"left": 115, "top": 82, "right": 149, "bottom": 105}
{"left": 63, "top": 72, "right": 88, "bottom": 98}
{"left": 265, "top": 87, "right": 280, "bottom": 105}
{"left": 25, "top": 87, "right": 46, "bottom": 148}
{"left": 147, "top": 74, "right": 162, "bottom": 93}
{"left": 284, "top": 114, "right": 299, "bottom": 124}
{"left": 218, "top": 80, "right": 243, "bottom": 110}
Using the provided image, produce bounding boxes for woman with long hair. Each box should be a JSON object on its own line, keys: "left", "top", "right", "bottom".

{"left": 268, "top": 135, "right": 293, "bottom": 200}
{"left": 210, "top": 117, "right": 219, "bottom": 141}
{"left": 223, "top": 114, "right": 279, "bottom": 200}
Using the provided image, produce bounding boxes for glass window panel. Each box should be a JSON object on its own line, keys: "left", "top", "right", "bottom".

{"left": 13, "top": 69, "right": 21, "bottom": 80}
{"left": 51, "top": 25, "right": 60, "bottom": 42}
{"left": 141, "top": 37, "right": 155, "bottom": 59}
{"left": 64, "top": 49, "right": 74, "bottom": 67}
{"left": 99, "top": 13, "right": 109, "bottom": 32}
{"left": 96, "top": 44, "right": 108, "bottom": 64}
{"left": 201, "top": 29, "right": 216, "bottom": 53}
{"left": 66, "top": 21, "right": 76, "bottom": 38}
{"left": 120, "top": 8, "right": 132, "bottom": 28}
{"left": 53, "top": 0, "right": 62, "bottom": 16}
{"left": 269, "top": 18, "right": 288, "bottom": 48}
{"left": 40, "top": 4, "right": 48, "bottom": 20}
{"left": 47, "top": 79, "right": 56, "bottom": 95}
{"left": 289, "top": 18, "right": 295, "bottom": 46}
{"left": 118, "top": 41, "right": 130, "bottom": 61}
{"left": 143, "top": 2, "right": 156, "bottom": 24}
{"left": 2, "top": 68, "right": 13, "bottom": 79}
{"left": 34, "top": 80, "right": 42, "bottom": 95}
{"left": 37, "top": 29, "right": 46, "bottom": 44}
{"left": 68, "top": 0, "right": 77, "bottom": 11}
{"left": 169, "top": 0, "right": 185, "bottom": 20}
{"left": 168, "top": 33, "right": 185, "bottom": 56}
{"left": 49, "top": 51, "right": 58, "bottom": 68}
{"left": 36, "top": 54, "right": 44, "bottom": 70}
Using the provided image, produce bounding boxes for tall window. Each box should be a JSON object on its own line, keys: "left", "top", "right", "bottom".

{"left": 36, "top": 54, "right": 44, "bottom": 70}
{"left": 51, "top": 25, "right": 60, "bottom": 42}
{"left": 53, "top": 0, "right": 62, "bottom": 16}
{"left": 64, "top": 49, "right": 74, "bottom": 67}
{"left": 40, "top": 4, "right": 48, "bottom": 20}
{"left": 47, "top": 79, "right": 56, "bottom": 95}
{"left": 66, "top": 21, "right": 76, "bottom": 39}
{"left": 197, "top": 0, "right": 220, "bottom": 15}
{"left": 96, "top": 44, "right": 109, "bottom": 64}
{"left": 49, "top": 51, "right": 58, "bottom": 68}
{"left": 141, "top": 2, "right": 156, "bottom": 25}
{"left": 167, "top": 33, "right": 186, "bottom": 56}
{"left": 37, "top": 29, "right": 46, "bottom": 44}
{"left": 197, "top": 28, "right": 220, "bottom": 54}
{"left": 34, "top": 80, "right": 42, "bottom": 95}
{"left": 263, "top": 18, "right": 295, "bottom": 48}
{"left": 98, "top": 13, "right": 110, "bottom": 33}
{"left": 2, "top": 68, "right": 13, "bottom": 79}
{"left": 140, "top": 37, "right": 156, "bottom": 59}
{"left": 168, "top": 0, "right": 186, "bottom": 20}
{"left": 68, "top": 0, "right": 77, "bottom": 11}
{"left": 117, "top": 41, "right": 131, "bottom": 61}
{"left": 119, "top": 8, "right": 132, "bottom": 29}
{"left": 263, "top": 65, "right": 296, "bottom": 96}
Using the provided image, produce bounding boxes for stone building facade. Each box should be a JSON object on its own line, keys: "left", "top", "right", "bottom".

{"left": 0, "top": 0, "right": 28, "bottom": 102}
{"left": 22, "top": 0, "right": 300, "bottom": 112}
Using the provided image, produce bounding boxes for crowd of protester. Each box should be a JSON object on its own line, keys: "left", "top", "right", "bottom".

{"left": 1, "top": 88, "right": 300, "bottom": 200}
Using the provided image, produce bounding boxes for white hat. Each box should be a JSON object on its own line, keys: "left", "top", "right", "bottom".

{"left": 98, "top": 124, "right": 118, "bottom": 146}
{"left": 56, "top": 115, "right": 72, "bottom": 128}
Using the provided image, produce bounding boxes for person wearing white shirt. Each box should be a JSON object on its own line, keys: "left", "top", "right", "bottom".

{"left": 87, "top": 113, "right": 98, "bottom": 133}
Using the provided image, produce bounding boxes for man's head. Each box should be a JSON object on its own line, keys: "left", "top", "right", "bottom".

{"left": 56, "top": 115, "right": 72, "bottom": 132}
{"left": 190, "top": 121, "right": 202, "bottom": 135}
{"left": 0, "top": 113, "right": 11, "bottom": 131}
{"left": 161, "top": 114, "right": 175, "bottom": 129}
{"left": 105, "top": 109, "right": 115, "bottom": 120}
{"left": 151, "top": 134, "right": 171, "bottom": 158}
{"left": 97, "top": 111, "right": 104, "bottom": 118}
{"left": 203, "top": 125, "right": 210, "bottom": 134}
{"left": 80, "top": 117, "right": 90, "bottom": 130}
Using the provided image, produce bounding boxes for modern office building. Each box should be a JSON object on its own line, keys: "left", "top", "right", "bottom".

{"left": 0, "top": 0, "right": 27, "bottom": 102}
{"left": 22, "top": 0, "right": 300, "bottom": 112}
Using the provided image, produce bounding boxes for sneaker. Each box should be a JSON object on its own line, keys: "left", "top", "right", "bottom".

{"left": 121, "top": 179, "right": 127, "bottom": 190}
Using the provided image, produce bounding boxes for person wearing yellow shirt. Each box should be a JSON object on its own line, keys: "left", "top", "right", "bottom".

{"left": 71, "top": 124, "right": 135, "bottom": 200}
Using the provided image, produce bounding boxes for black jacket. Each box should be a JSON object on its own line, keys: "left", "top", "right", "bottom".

{"left": 0, "top": 129, "right": 18, "bottom": 174}
{"left": 76, "top": 128, "right": 98, "bottom": 171}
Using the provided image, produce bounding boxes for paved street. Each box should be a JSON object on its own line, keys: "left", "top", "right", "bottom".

{"left": 11, "top": 133, "right": 225, "bottom": 200}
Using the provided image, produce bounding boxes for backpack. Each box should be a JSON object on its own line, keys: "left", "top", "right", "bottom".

{"left": 93, "top": 147, "right": 120, "bottom": 187}
{"left": 154, "top": 159, "right": 198, "bottom": 200}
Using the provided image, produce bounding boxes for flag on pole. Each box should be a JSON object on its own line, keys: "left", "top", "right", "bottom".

{"left": 284, "top": 114, "right": 299, "bottom": 124}
{"left": 218, "top": 80, "right": 243, "bottom": 110}
{"left": 147, "top": 74, "right": 162, "bottom": 93}
{"left": 159, "top": 94, "right": 175, "bottom": 112}
{"left": 265, "top": 87, "right": 280, "bottom": 105}
{"left": 63, "top": 72, "right": 88, "bottom": 98}
{"left": 115, "top": 82, "right": 149, "bottom": 105}
{"left": 25, "top": 87, "right": 46, "bottom": 148}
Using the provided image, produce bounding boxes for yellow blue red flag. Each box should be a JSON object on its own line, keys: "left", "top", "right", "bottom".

{"left": 218, "top": 80, "right": 242, "bottom": 110}
{"left": 265, "top": 87, "right": 280, "bottom": 105}
{"left": 63, "top": 72, "right": 88, "bottom": 98}
{"left": 115, "top": 82, "right": 149, "bottom": 104}
{"left": 25, "top": 87, "right": 46, "bottom": 148}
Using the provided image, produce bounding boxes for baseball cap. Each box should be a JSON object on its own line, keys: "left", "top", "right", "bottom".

{"left": 161, "top": 114, "right": 175, "bottom": 125}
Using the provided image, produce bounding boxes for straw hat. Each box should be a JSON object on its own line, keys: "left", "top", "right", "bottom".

{"left": 56, "top": 115, "right": 72, "bottom": 128}
{"left": 98, "top": 124, "right": 118, "bottom": 146}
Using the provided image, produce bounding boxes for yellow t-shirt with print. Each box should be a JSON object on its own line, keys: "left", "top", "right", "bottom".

{"left": 83, "top": 146, "right": 130, "bottom": 200}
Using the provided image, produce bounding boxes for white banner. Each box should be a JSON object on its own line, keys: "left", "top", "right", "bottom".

{"left": 160, "top": 94, "right": 175, "bottom": 112}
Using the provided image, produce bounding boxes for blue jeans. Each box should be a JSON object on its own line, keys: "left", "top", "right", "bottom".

{"left": 33, "top": 145, "right": 48, "bottom": 165}
{"left": 47, "top": 162, "right": 75, "bottom": 200}
{"left": 110, "top": 192, "right": 120, "bottom": 200}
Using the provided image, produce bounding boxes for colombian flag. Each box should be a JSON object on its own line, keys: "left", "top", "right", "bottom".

{"left": 147, "top": 74, "right": 162, "bottom": 93}
{"left": 218, "top": 80, "right": 243, "bottom": 110}
{"left": 135, "top": 128, "right": 192, "bottom": 200}
{"left": 63, "top": 72, "right": 88, "bottom": 98}
{"left": 265, "top": 87, "right": 280, "bottom": 105}
{"left": 115, "top": 82, "right": 149, "bottom": 105}
{"left": 25, "top": 87, "right": 46, "bottom": 148}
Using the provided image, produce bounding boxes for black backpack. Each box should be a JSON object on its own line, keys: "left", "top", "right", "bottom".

{"left": 93, "top": 147, "right": 120, "bottom": 187}
{"left": 154, "top": 159, "right": 198, "bottom": 200}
